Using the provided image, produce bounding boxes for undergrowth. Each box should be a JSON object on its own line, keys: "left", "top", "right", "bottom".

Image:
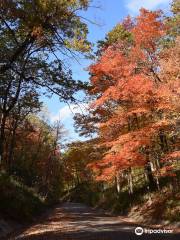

{"left": 0, "top": 172, "right": 45, "bottom": 222}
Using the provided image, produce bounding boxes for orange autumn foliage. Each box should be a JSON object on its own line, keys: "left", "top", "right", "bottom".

{"left": 88, "top": 9, "right": 179, "bottom": 181}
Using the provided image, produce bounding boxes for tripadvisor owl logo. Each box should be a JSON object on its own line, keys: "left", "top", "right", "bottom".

{"left": 135, "top": 227, "right": 144, "bottom": 235}
{"left": 135, "top": 226, "right": 173, "bottom": 235}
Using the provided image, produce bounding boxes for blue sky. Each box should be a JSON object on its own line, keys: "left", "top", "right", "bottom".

{"left": 42, "top": 0, "right": 172, "bottom": 142}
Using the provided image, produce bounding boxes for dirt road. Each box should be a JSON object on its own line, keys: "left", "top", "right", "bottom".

{"left": 7, "top": 203, "right": 179, "bottom": 240}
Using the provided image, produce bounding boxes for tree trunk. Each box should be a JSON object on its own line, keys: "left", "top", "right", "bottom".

{"left": 116, "top": 172, "right": 121, "bottom": 194}
{"left": 0, "top": 113, "right": 7, "bottom": 167}
{"left": 128, "top": 168, "right": 133, "bottom": 194}
{"left": 145, "top": 161, "right": 156, "bottom": 189}
{"left": 7, "top": 120, "right": 18, "bottom": 172}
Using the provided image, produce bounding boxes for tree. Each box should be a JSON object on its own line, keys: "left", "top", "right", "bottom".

{"left": 61, "top": 138, "right": 106, "bottom": 189}
{"left": 0, "top": 0, "right": 92, "bottom": 166}
{"left": 10, "top": 114, "right": 66, "bottom": 200}
{"left": 77, "top": 8, "right": 179, "bottom": 193}
{"left": 4, "top": 90, "right": 41, "bottom": 170}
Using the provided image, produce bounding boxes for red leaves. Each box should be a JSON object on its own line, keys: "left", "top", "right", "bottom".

{"left": 87, "top": 9, "right": 179, "bottom": 182}
{"left": 161, "top": 151, "right": 180, "bottom": 162}
{"left": 132, "top": 8, "right": 164, "bottom": 51}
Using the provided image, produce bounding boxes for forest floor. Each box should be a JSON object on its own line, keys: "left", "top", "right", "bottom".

{"left": 5, "top": 203, "right": 179, "bottom": 240}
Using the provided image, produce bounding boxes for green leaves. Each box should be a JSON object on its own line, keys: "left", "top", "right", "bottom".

{"left": 0, "top": 0, "right": 92, "bottom": 171}
{"left": 106, "top": 23, "right": 133, "bottom": 46}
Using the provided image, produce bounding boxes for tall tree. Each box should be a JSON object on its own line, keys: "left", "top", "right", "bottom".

{"left": 0, "top": 0, "right": 91, "bottom": 165}
{"left": 76, "top": 8, "right": 179, "bottom": 192}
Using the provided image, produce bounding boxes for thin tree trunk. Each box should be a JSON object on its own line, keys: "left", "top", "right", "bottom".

{"left": 7, "top": 119, "right": 18, "bottom": 172}
{"left": 128, "top": 168, "right": 133, "bottom": 194}
{"left": 0, "top": 113, "right": 7, "bottom": 167}
{"left": 116, "top": 172, "right": 121, "bottom": 194}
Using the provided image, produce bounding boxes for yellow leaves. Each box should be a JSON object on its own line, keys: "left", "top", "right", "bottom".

{"left": 38, "top": 0, "right": 49, "bottom": 10}
{"left": 65, "top": 38, "right": 91, "bottom": 52}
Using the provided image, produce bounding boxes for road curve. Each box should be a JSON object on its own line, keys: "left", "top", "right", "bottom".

{"left": 8, "top": 202, "right": 179, "bottom": 240}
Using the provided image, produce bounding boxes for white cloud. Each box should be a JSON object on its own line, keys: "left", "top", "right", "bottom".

{"left": 50, "top": 103, "right": 88, "bottom": 123}
{"left": 126, "top": 0, "right": 171, "bottom": 15}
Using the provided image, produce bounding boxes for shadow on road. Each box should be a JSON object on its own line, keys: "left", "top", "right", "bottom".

{"left": 8, "top": 203, "right": 179, "bottom": 240}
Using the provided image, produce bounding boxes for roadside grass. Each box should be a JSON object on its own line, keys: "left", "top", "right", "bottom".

{"left": 0, "top": 172, "right": 45, "bottom": 222}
